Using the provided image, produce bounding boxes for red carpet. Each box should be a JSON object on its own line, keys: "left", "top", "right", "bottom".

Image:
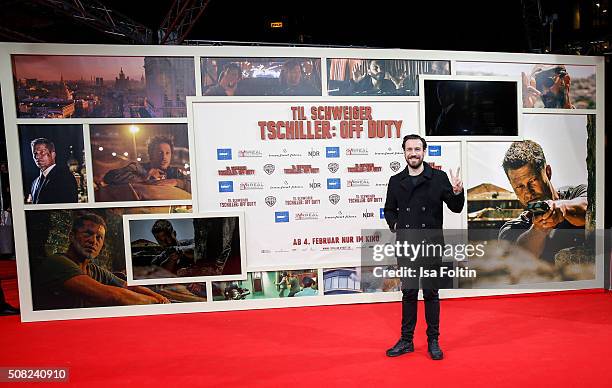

{"left": 1, "top": 289, "right": 612, "bottom": 386}
{"left": 0, "top": 259, "right": 19, "bottom": 307}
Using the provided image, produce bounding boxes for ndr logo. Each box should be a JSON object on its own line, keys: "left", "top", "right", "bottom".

{"left": 218, "top": 181, "right": 233, "bottom": 192}
{"left": 217, "top": 148, "right": 232, "bottom": 160}
{"left": 327, "top": 178, "right": 341, "bottom": 189}
{"left": 326, "top": 147, "right": 340, "bottom": 158}
{"left": 308, "top": 149, "right": 320, "bottom": 157}
{"left": 275, "top": 211, "right": 290, "bottom": 223}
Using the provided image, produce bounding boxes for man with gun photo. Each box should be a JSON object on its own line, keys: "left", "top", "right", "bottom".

{"left": 498, "top": 140, "right": 587, "bottom": 263}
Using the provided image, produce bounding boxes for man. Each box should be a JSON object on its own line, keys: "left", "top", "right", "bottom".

{"left": 150, "top": 219, "right": 195, "bottom": 274}
{"left": 351, "top": 60, "right": 397, "bottom": 95}
{"left": 384, "top": 134, "right": 464, "bottom": 360}
{"left": 103, "top": 136, "right": 187, "bottom": 189}
{"left": 203, "top": 63, "right": 243, "bottom": 96}
{"left": 276, "top": 272, "right": 288, "bottom": 297}
{"left": 278, "top": 59, "right": 319, "bottom": 96}
{"left": 31, "top": 213, "right": 169, "bottom": 310}
{"left": 287, "top": 272, "right": 301, "bottom": 297}
{"left": 522, "top": 65, "right": 574, "bottom": 109}
{"left": 28, "top": 138, "right": 78, "bottom": 204}
{"left": 499, "top": 140, "right": 587, "bottom": 262}
{"left": 294, "top": 276, "right": 317, "bottom": 297}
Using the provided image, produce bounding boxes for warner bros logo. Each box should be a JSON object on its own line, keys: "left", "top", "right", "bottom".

{"left": 329, "top": 194, "right": 340, "bottom": 205}
{"left": 263, "top": 164, "right": 275, "bottom": 175}
{"left": 265, "top": 196, "right": 277, "bottom": 207}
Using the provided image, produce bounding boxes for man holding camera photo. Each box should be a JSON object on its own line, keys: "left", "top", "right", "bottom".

{"left": 498, "top": 140, "right": 587, "bottom": 263}
{"left": 522, "top": 65, "right": 575, "bottom": 109}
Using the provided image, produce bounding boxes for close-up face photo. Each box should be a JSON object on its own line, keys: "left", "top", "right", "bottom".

{"left": 506, "top": 164, "right": 554, "bottom": 206}
{"left": 31, "top": 143, "right": 55, "bottom": 170}
{"left": 150, "top": 142, "right": 172, "bottom": 170}
{"left": 404, "top": 139, "right": 425, "bottom": 168}
{"left": 71, "top": 220, "right": 106, "bottom": 260}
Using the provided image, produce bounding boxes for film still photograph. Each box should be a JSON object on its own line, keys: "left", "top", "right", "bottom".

{"left": 463, "top": 114, "right": 595, "bottom": 287}
{"left": 25, "top": 205, "right": 200, "bottom": 311}
{"left": 423, "top": 79, "right": 519, "bottom": 136}
{"left": 90, "top": 123, "right": 191, "bottom": 202}
{"left": 200, "top": 57, "right": 321, "bottom": 96}
{"left": 323, "top": 267, "right": 362, "bottom": 295}
{"left": 211, "top": 269, "right": 318, "bottom": 301}
{"left": 18, "top": 124, "right": 87, "bottom": 204}
{"left": 12, "top": 55, "right": 196, "bottom": 118}
{"left": 128, "top": 215, "right": 242, "bottom": 281}
{"left": 327, "top": 58, "right": 449, "bottom": 96}
{"left": 455, "top": 62, "right": 596, "bottom": 109}
{"left": 360, "top": 266, "right": 401, "bottom": 293}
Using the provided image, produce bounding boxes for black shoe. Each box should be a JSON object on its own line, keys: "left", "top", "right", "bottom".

{"left": 0, "top": 302, "right": 20, "bottom": 316}
{"left": 386, "top": 338, "right": 414, "bottom": 357}
{"left": 428, "top": 338, "right": 444, "bottom": 360}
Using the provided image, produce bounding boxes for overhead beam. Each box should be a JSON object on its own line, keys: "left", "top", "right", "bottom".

{"left": 30, "top": 0, "right": 153, "bottom": 44}
{"left": 159, "top": 0, "right": 211, "bottom": 45}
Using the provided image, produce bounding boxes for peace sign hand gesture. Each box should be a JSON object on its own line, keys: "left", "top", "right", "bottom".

{"left": 449, "top": 167, "right": 463, "bottom": 194}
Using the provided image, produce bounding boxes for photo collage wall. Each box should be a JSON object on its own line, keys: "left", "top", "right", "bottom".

{"left": 1, "top": 47, "right": 602, "bottom": 321}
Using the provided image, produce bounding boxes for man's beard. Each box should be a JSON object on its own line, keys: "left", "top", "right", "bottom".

{"left": 406, "top": 157, "right": 423, "bottom": 169}
{"left": 71, "top": 239, "right": 98, "bottom": 261}
{"left": 371, "top": 72, "right": 385, "bottom": 82}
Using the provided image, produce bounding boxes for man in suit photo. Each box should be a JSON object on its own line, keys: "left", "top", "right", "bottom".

{"left": 28, "top": 138, "right": 78, "bottom": 204}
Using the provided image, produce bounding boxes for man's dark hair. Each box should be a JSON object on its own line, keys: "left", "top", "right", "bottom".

{"left": 30, "top": 138, "right": 56, "bottom": 153}
{"left": 502, "top": 140, "right": 547, "bottom": 175}
{"left": 219, "top": 62, "right": 242, "bottom": 83}
{"left": 72, "top": 212, "right": 107, "bottom": 233}
{"left": 301, "top": 276, "right": 314, "bottom": 288}
{"left": 402, "top": 134, "right": 427, "bottom": 150}
{"left": 147, "top": 136, "right": 174, "bottom": 159}
{"left": 280, "top": 59, "right": 303, "bottom": 86}
{"left": 151, "top": 219, "right": 175, "bottom": 236}
{"left": 283, "top": 59, "right": 302, "bottom": 71}
{"left": 368, "top": 59, "right": 385, "bottom": 71}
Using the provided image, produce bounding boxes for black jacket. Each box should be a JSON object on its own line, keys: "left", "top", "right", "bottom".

{"left": 384, "top": 161, "right": 464, "bottom": 231}
{"left": 30, "top": 165, "right": 78, "bottom": 204}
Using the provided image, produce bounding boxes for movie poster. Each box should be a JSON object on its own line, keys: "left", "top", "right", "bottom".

{"left": 90, "top": 123, "right": 192, "bottom": 202}
{"left": 212, "top": 269, "right": 318, "bottom": 301}
{"left": 463, "top": 114, "right": 595, "bottom": 287}
{"left": 201, "top": 57, "right": 321, "bottom": 96}
{"left": 193, "top": 100, "right": 425, "bottom": 268}
{"left": 24, "top": 206, "right": 209, "bottom": 311}
{"left": 127, "top": 215, "right": 243, "bottom": 283}
{"left": 12, "top": 55, "right": 196, "bottom": 118}
{"left": 18, "top": 124, "right": 88, "bottom": 204}
{"left": 327, "top": 58, "right": 449, "bottom": 96}
{"left": 455, "top": 62, "right": 596, "bottom": 109}
{"left": 323, "top": 266, "right": 401, "bottom": 294}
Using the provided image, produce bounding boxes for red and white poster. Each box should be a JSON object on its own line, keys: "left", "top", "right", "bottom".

{"left": 193, "top": 100, "right": 461, "bottom": 268}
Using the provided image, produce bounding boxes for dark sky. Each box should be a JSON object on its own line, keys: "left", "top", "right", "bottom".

{"left": 1, "top": 0, "right": 608, "bottom": 53}
{"left": 83, "top": 0, "right": 530, "bottom": 51}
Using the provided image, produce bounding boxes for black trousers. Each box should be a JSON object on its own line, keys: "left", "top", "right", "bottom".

{"left": 401, "top": 288, "right": 440, "bottom": 341}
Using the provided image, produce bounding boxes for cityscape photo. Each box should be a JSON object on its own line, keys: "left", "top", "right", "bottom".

{"left": 12, "top": 55, "right": 196, "bottom": 118}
